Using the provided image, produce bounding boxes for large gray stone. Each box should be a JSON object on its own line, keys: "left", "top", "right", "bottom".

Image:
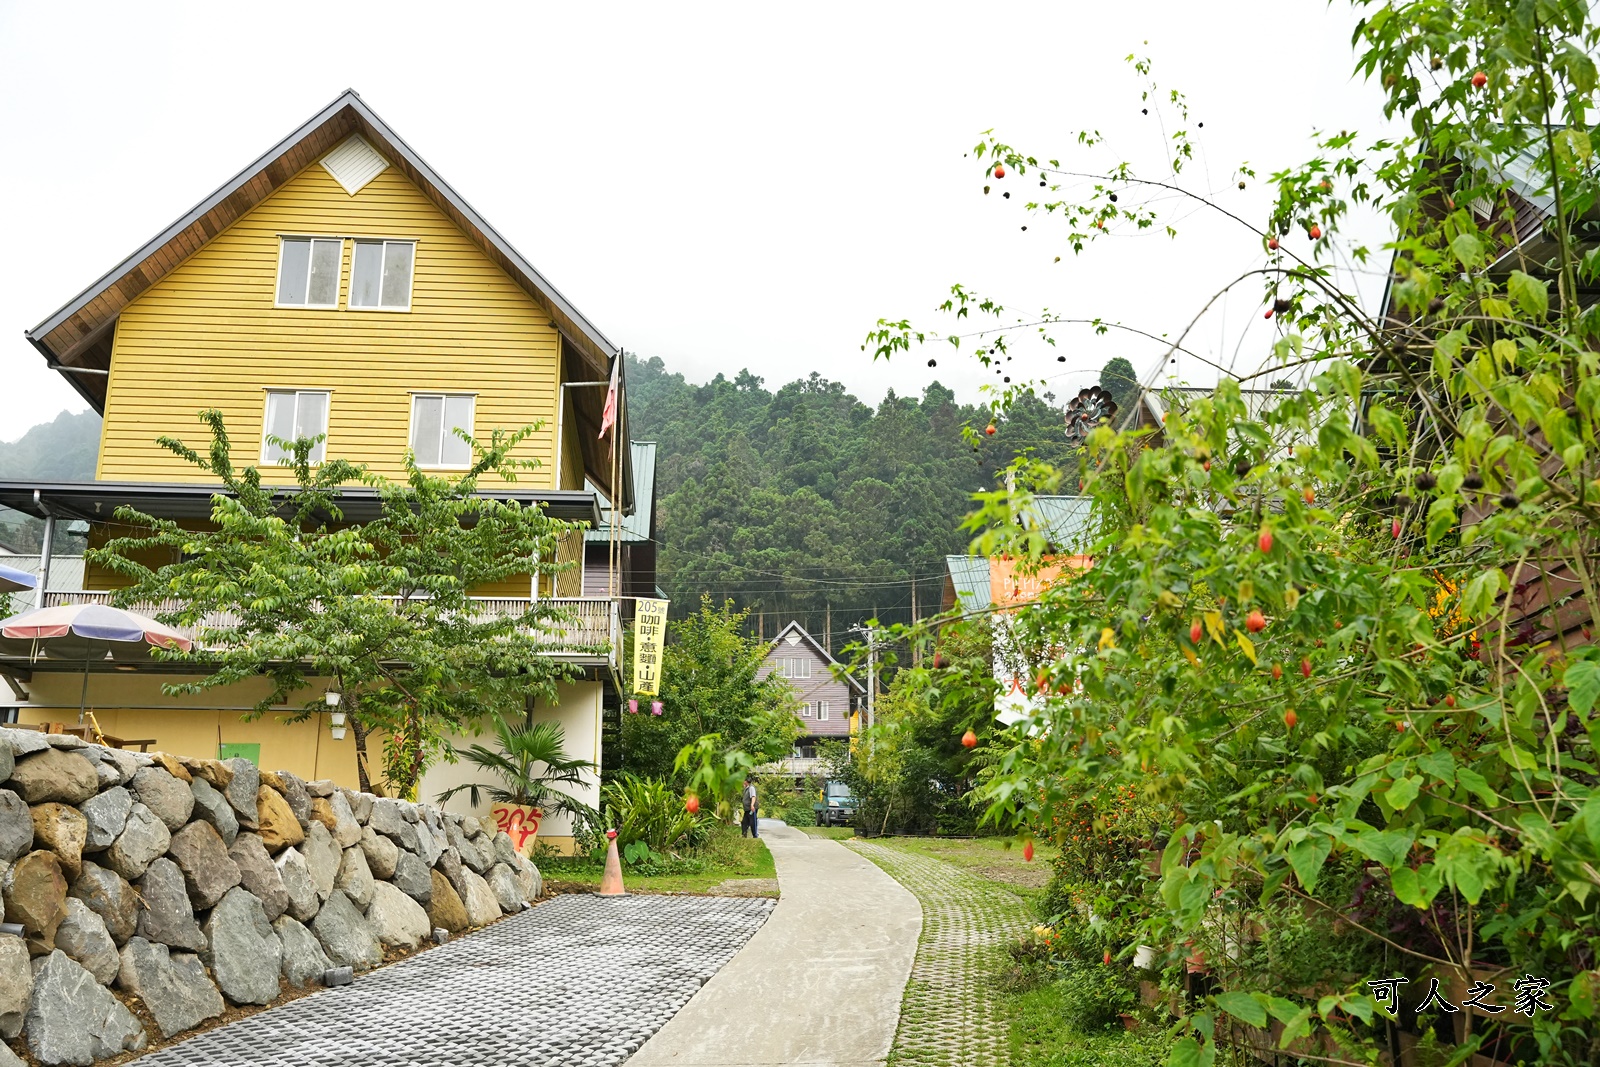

{"left": 27, "top": 950, "right": 146, "bottom": 1063}
{"left": 45, "top": 733, "right": 88, "bottom": 750}
{"left": 437, "top": 846, "right": 470, "bottom": 904}
{"left": 358, "top": 825, "right": 398, "bottom": 880}
{"left": 271, "top": 915, "right": 332, "bottom": 988}
{"left": 491, "top": 831, "right": 521, "bottom": 868}
{"left": 0, "top": 790, "right": 32, "bottom": 862}
{"left": 311, "top": 790, "right": 361, "bottom": 848}
{"left": 513, "top": 857, "right": 543, "bottom": 902}
{"left": 104, "top": 802, "right": 170, "bottom": 880}
{"left": 89, "top": 746, "right": 138, "bottom": 786}
{"left": 187, "top": 777, "right": 238, "bottom": 845}
{"left": 0, "top": 740, "right": 12, "bottom": 786}
{"left": 273, "top": 846, "right": 319, "bottom": 923}
{"left": 228, "top": 833, "right": 288, "bottom": 922}
{"left": 0, "top": 729, "right": 47, "bottom": 757}
{"left": 79, "top": 787, "right": 131, "bottom": 852}
{"left": 365, "top": 881, "right": 429, "bottom": 950}
{"left": 54, "top": 898, "right": 119, "bottom": 985}
{"left": 459, "top": 867, "right": 501, "bottom": 927}
{"left": 302, "top": 820, "right": 340, "bottom": 901}
{"left": 390, "top": 850, "right": 432, "bottom": 905}
{"left": 412, "top": 816, "right": 442, "bottom": 867}
{"left": 221, "top": 758, "right": 259, "bottom": 830}
{"left": 116, "top": 937, "right": 223, "bottom": 1040}
{"left": 128, "top": 767, "right": 194, "bottom": 832}
{"left": 4, "top": 850, "right": 68, "bottom": 955}
{"left": 67, "top": 862, "right": 137, "bottom": 945}
{"left": 485, "top": 863, "right": 525, "bottom": 914}
{"left": 447, "top": 820, "right": 490, "bottom": 873}
{"left": 370, "top": 798, "right": 419, "bottom": 851}
{"left": 309, "top": 889, "right": 382, "bottom": 971}
{"left": 8, "top": 748, "right": 97, "bottom": 805}
{"left": 343, "top": 788, "right": 373, "bottom": 825}
{"left": 335, "top": 846, "right": 374, "bottom": 911}
{"left": 266, "top": 770, "right": 312, "bottom": 827}
{"left": 165, "top": 821, "right": 241, "bottom": 910}
{"left": 133, "top": 858, "right": 205, "bottom": 952}
{"left": 304, "top": 778, "right": 337, "bottom": 798}
{"left": 202, "top": 887, "right": 281, "bottom": 1006}
{"left": 0, "top": 937, "right": 29, "bottom": 1037}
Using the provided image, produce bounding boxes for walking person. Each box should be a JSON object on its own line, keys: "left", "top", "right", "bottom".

{"left": 741, "top": 775, "right": 760, "bottom": 838}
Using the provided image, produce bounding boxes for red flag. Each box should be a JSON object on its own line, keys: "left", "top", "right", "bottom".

{"left": 598, "top": 356, "right": 619, "bottom": 439}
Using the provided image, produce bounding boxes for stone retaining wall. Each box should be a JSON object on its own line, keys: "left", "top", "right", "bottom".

{"left": 0, "top": 728, "right": 542, "bottom": 1065}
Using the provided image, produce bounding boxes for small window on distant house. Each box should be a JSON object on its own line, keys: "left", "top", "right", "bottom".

{"left": 410, "top": 393, "right": 475, "bottom": 467}
{"left": 817, "top": 701, "right": 829, "bottom": 721}
{"left": 276, "top": 238, "right": 342, "bottom": 307}
{"left": 780, "top": 658, "right": 810, "bottom": 680}
{"left": 799, "top": 703, "right": 813, "bottom": 719}
{"left": 349, "top": 239, "right": 415, "bottom": 309}
{"left": 262, "top": 390, "right": 330, "bottom": 464}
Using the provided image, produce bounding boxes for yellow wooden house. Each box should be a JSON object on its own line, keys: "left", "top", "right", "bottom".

{"left": 0, "top": 90, "right": 649, "bottom": 851}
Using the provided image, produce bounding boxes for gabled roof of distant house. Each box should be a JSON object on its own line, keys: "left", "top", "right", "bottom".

{"left": 585, "top": 442, "right": 657, "bottom": 544}
{"left": 766, "top": 621, "right": 866, "bottom": 695}
{"left": 24, "top": 89, "right": 630, "bottom": 508}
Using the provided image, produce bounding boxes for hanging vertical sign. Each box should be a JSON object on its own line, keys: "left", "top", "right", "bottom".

{"left": 632, "top": 598, "right": 669, "bottom": 696}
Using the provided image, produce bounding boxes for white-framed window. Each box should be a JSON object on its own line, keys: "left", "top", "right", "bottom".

{"left": 799, "top": 703, "right": 813, "bottom": 719}
{"left": 410, "top": 393, "right": 475, "bottom": 468}
{"left": 275, "top": 237, "right": 342, "bottom": 307}
{"left": 779, "top": 658, "right": 811, "bottom": 680}
{"left": 261, "top": 390, "right": 330, "bottom": 464}
{"left": 817, "top": 701, "right": 830, "bottom": 721}
{"left": 349, "top": 239, "right": 415, "bottom": 309}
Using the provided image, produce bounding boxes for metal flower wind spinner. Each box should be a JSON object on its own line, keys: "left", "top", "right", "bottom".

{"left": 1063, "top": 386, "right": 1119, "bottom": 446}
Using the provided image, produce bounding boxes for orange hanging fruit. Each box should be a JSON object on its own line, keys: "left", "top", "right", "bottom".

{"left": 994, "top": 164, "right": 1006, "bottom": 178}
{"left": 1103, "top": 950, "right": 1113, "bottom": 965}
{"left": 985, "top": 424, "right": 997, "bottom": 436}
{"left": 1258, "top": 527, "right": 1274, "bottom": 553}
{"left": 685, "top": 794, "right": 700, "bottom": 814}
{"left": 1301, "top": 657, "right": 1312, "bottom": 678}
{"left": 1268, "top": 237, "right": 1279, "bottom": 250}
{"left": 1303, "top": 487, "right": 1314, "bottom": 504}
{"left": 1471, "top": 71, "right": 1487, "bottom": 88}
{"left": 1023, "top": 840, "right": 1035, "bottom": 862}
{"left": 1190, "top": 619, "right": 1204, "bottom": 644}
{"left": 1246, "top": 609, "right": 1267, "bottom": 633}
{"left": 1283, "top": 708, "right": 1298, "bottom": 729}
{"left": 961, "top": 729, "right": 978, "bottom": 748}
{"left": 1271, "top": 663, "right": 1283, "bottom": 680}
{"left": 1309, "top": 224, "right": 1322, "bottom": 239}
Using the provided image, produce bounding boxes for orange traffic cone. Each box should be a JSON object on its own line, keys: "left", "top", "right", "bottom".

{"left": 598, "top": 829, "right": 626, "bottom": 897}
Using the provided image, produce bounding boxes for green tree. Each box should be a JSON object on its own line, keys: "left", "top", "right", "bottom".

{"left": 1097, "top": 356, "right": 1138, "bottom": 417}
{"left": 620, "top": 596, "right": 801, "bottom": 780}
{"left": 866, "top": 4, "right": 1600, "bottom": 1063}
{"left": 91, "top": 410, "right": 581, "bottom": 797}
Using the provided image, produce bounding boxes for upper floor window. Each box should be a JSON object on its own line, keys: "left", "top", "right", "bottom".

{"left": 276, "top": 237, "right": 342, "bottom": 307}
{"left": 778, "top": 658, "right": 810, "bottom": 680}
{"left": 262, "top": 390, "right": 329, "bottom": 464}
{"left": 816, "top": 701, "right": 830, "bottom": 721}
{"left": 350, "top": 239, "right": 415, "bottom": 310}
{"left": 410, "top": 393, "right": 475, "bottom": 468}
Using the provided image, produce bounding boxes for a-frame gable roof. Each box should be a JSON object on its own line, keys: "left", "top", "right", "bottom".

{"left": 25, "top": 89, "right": 630, "bottom": 503}
{"left": 767, "top": 621, "right": 866, "bottom": 694}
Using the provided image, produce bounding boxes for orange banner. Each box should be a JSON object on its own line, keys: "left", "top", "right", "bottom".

{"left": 989, "top": 554, "right": 1091, "bottom": 607}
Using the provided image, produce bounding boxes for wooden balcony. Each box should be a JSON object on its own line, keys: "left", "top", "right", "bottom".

{"left": 39, "top": 591, "right": 619, "bottom": 665}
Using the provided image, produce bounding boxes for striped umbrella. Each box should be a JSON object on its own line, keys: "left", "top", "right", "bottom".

{"left": 0, "top": 603, "right": 193, "bottom": 722}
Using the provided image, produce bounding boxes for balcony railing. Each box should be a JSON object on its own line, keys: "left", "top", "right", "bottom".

{"left": 40, "top": 591, "right": 619, "bottom": 663}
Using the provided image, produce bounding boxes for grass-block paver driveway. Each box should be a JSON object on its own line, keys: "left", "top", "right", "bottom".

{"left": 136, "top": 893, "right": 773, "bottom": 1067}
{"left": 850, "top": 840, "right": 1036, "bottom": 1067}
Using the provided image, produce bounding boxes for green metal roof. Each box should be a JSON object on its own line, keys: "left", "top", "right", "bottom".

{"left": 585, "top": 441, "right": 656, "bottom": 543}
{"left": 945, "top": 555, "right": 991, "bottom": 613}
{"left": 1031, "top": 495, "right": 1093, "bottom": 552}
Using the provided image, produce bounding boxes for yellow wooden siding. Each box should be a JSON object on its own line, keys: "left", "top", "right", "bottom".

{"left": 554, "top": 527, "right": 584, "bottom": 596}
{"left": 98, "top": 158, "right": 582, "bottom": 489}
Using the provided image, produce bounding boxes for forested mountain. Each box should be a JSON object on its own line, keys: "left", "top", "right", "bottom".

{"left": 0, "top": 410, "right": 100, "bottom": 551}
{"left": 628, "top": 354, "right": 1087, "bottom": 645}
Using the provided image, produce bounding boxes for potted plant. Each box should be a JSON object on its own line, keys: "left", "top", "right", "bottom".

{"left": 436, "top": 715, "right": 598, "bottom": 856}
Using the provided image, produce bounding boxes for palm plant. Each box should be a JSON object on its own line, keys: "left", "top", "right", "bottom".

{"left": 436, "top": 715, "right": 598, "bottom": 825}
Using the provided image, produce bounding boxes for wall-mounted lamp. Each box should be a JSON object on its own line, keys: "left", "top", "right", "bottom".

{"left": 114, "top": 664, "right": 138, "bottom": 672}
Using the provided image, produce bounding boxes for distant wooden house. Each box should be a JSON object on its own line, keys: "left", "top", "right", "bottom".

{"left": 757, "top": 621, "right": 865, "bottom": 775}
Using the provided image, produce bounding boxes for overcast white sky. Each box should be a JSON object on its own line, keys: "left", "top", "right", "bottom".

{"left": 0, "top": 1, "right": 1396, "bottom": 441}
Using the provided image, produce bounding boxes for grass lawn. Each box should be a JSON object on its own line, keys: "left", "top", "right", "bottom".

{"left": 1009, "top": 985, "right": 1171, "bottom": 1067}
{"left": 797, "top": 825, "right": 856, "bottom": 840}
{"left": 864, "top": 834, "right": 1056, "bottom": 903}
{"left": 539, "top": 826, "right": 778, "bottom": 897}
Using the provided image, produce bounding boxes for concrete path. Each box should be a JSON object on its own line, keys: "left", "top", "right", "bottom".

{"left": 628, "top": 821, "right": 922, "bottom": 1067}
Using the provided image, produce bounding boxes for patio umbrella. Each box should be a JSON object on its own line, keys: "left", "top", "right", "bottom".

{"left": 0, "top": 564, "right": 37, "bottom": 595}
{"left": 0, "top": 603, "right": 193, "bottom": 721}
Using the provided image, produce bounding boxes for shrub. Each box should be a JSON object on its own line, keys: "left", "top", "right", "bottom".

{"left": 755, "top": 775, "right": 792, "bottom": 817}
{"left": 781, "top": 791, "right": 818, "bottom": 827}
{"left": 1052, "top": 962, "right": 1137, "bottom": 1033}
{"left": 601, "top": 774, "right": 709, "bottom": 855}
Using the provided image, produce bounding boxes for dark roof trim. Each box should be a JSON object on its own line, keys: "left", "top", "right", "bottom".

{"left": 26, "top": 89, "right": 618, "bottom": 372}
{"left": 767, "top": 621, "right": 866, "bottom": 694}
{"left": 0, "top": 480, "right": 602, "bottom": 527}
